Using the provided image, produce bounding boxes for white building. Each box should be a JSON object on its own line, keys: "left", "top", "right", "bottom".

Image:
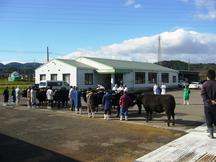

{"left": 35, "top": 57, "right": 179, "bottom": 90}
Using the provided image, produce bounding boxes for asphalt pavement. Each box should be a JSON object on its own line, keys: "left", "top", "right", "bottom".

{"left": 0, "top": 89, "right": 205, "bottom": 162}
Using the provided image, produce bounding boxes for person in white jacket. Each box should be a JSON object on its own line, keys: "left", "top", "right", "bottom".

{"left": 112, "top": 84, "right": 118, "bottom": 92}
{"left": 161, "top": 83, "right": 166, "bottom": 95}
{"left": 15, "top": 85, "right": 22, "bottom": 106}
{"left": 153, "top": 84, "right": 157, "bottom": 95}
{"left": 46, "top": 86, "right": 54, "bottom": 109}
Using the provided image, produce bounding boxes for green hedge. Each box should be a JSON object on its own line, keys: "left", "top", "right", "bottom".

{"left": 0, "top": 79, "right": 33, "bottom": 94}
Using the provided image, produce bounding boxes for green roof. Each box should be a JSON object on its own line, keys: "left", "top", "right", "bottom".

{"left": 56, "top": 59, "right": 94, "bottom": 69}
{"left": 82, "top": 57, "right": 178, "bottom": 72}
{"left": 54, "top": 57, "right": 178, "bottom": 73}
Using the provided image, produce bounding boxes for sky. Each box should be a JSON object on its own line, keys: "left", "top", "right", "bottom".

{"left": 0, "top": 0, "right": 216, "bottom": 64}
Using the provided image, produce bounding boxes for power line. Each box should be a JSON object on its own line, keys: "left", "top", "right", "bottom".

{"left": 0, "top": 49, "right": 67, "bottom": 56}
{"left": 0, "top": 50, "right": 45, "bottom": 53}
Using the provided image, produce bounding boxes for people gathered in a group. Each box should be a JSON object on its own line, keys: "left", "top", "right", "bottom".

{"left": 1, "top": 81, "right": 173, "bottom": 121}
{"left": 2, "top": 85, "right": 22, "bottom": 106}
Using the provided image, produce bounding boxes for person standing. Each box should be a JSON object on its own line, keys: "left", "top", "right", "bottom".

{"left": 86, "top": 90, "right": 95, "bottom": 118}
{"left": 119, "top": 91, "right": 131, "bottom": 121}
{"left": 3, "top": 87, "right": 9, "bottom": 105}
{"left": 15, "top": 85, "right": 21, "bottom": 106}
{"left": 68, "top": 86, "right": 75, "bottom": 111}
{"left": 102, "top": 91, "right": 112, "bottom": 120}
{"left": 31, "top": 87, "right": 37, "bottom": 108}
{"left": 11, "top": 87, "right": 16, "bottom": 103}
{"left": 123, "top": 84, "right": 128, "bottom": 92}
{"left": 201, "top": 69, "right": 216, "bottom": 139}
{"left": 161, "top": 83, "right": 166, "bottom": 95}
{"left": 27, "top": 87, "right": 32, "bottom": 108}
{"left": 156, "top": 85, "right": 162, "bottom": 95}
{"left": 117, "top": 84, "right": 124, "bottom": 93}
{"left": 46, "top": 86, "right": 54, "bottom": 109}
{"left": 74, "top": 87, "right": 82, "bottom": 114}
{"left": 153, "top": 83, "right": 157, "bottom": 95}
{"left": 112, "top": 84, "right": 118, "bottom": 92}
{"left": 183, "top": 84, "right": 190, "bottom": 105}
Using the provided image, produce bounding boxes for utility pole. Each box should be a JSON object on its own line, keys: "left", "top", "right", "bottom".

{"left": 158, "top": 36, "right": 162, "bottom": 64}
{"left": 188, "top": 58, "right": 190, "bottom": 71}
{"left": 47, "top": 46, "right": 49, "bottom": 62}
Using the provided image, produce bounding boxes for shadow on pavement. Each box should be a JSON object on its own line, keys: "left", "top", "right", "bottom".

{"left": 0, "top": 133, "right": 80, "bottom": 162}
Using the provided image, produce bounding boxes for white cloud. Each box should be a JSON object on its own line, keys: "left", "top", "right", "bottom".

{"left": 63, "top": 29, "right": 216, "bottom": 63}
{"left": 124, "top": 0, "right": 142, "bottom": 9}
{"left": 134, "top": 4, "right": 142, "bottom": 9}
{"left": 194, "top": 0, "right": 216, "bottom": 20}
{"left": 182, "top": 0, "right": 216, "bottom": 20}
{"left": 179, "top": 0, "right": 189, "bottom": 2}
{"left": 195, "top": 10, "right": 216, "bottom": 20}
{"left": 125, "top": 0, "right": 136, "bottom": 6}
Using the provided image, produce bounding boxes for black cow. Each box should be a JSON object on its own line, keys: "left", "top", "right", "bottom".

{"left": 53, "top": 88, "right": 69, "bottom": 108}
{"left": 138, "top": 94, "right": 176, "bottom": 126}
{"left": 36, "top": 89, "right": 47, "bottom": 106}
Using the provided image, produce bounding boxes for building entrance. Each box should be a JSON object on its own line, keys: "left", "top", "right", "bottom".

{"left": 115, "top": 73, "right": 123, "bottom": 86}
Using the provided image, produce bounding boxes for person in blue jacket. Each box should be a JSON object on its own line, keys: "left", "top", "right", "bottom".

{"left": 156, "top": 85, "right": 162, "bottom": 95}
{"left": 102, "top": 90, "right": 112, "bottom": 120}
{"left": 74, "top": 87, "right": 82, "bottom": 114}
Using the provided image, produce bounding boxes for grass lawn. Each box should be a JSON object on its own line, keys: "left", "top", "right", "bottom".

{"left": 0, "top": 79, "right": 33, "bottom": 94}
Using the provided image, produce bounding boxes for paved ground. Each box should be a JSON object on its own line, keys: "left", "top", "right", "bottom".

{"left": 0, "top": 89, "right": 205, "bottom": 162}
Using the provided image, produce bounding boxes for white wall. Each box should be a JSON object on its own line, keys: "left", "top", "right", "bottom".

{"left": 77, "top": 69, "right": 97, "bottom": 89}
{"left": 35, "top": 60, "right": 77, "bottom": 86}
{"left": 123, "top": 72, "right": 134, "bottom": 89}
{"left": 35, "top": 59, "right": 179, "bottom": 90}
{"left": 131, "top": 70, "right": 179, "bottom": 90}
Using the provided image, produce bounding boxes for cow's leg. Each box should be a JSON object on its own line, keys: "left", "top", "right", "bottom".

{"left": 116, "top": 106, "right": 120, "bottom": 117}
{"left": 166, "top": 110, "right": 171, "bottom": 127}
{"left": 171, "top": 111, "right": 175, "bottom": 126}
{"left": 146, "top": 111, "right": 149, "bottom": 122}
{"left": 149, "top": 110, "right": 153, "bottom": 121}
{"left": 137, "top": 103, "right": 142, "bottom": 114}
{"left": 145, "top": 108, "right": 149, "bottom": 122}
{"left": 58, "top": 101, "right": 61, "bottom": 108}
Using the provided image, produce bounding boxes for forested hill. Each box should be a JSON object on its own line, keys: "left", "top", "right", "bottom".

{"left": 0, "top": 62, "right": 42, "bottom": 79}
{"left": 156, "top": 60, "right": 216, "bottom": 79}
{"left": 157, "top": 60, "right": 216, "bottom": 71}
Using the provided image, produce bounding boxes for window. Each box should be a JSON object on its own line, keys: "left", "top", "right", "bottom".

{"left": 47, "top": 81, "right": 62, "bottom": 86}
{"left": 135, "top": 72, "right": 145, "bottom": 84}
{"left": 148, "top": 72, "right": 157, "bottom": 83}
{"left": 63, "top": 74, "right": 70, "bottom": 84}
{"left": 85, "top": 73, "right": 93, "bottom": 85}
{"left": 50, "top": 74, "right": 57, "bottom": 80}
{"left": 162, "top": 73, "right": 169, "bottom": 83}
{"left": 40, "top": 74, "right": 46, "bottom": 81}
{"left": 173, "top": 76, "right": 177, "bottom": 83}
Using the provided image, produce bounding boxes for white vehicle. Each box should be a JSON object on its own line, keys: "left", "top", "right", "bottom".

{"left": 189, "top": 82, "right": 201, "bottom": 89}
{"left": 39, "top": 80, "right": 70, "bottom": 90}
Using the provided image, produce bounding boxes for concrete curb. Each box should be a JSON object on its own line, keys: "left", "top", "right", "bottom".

{"left": 135, "top": 124, "right": 216, "bottom": 162}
